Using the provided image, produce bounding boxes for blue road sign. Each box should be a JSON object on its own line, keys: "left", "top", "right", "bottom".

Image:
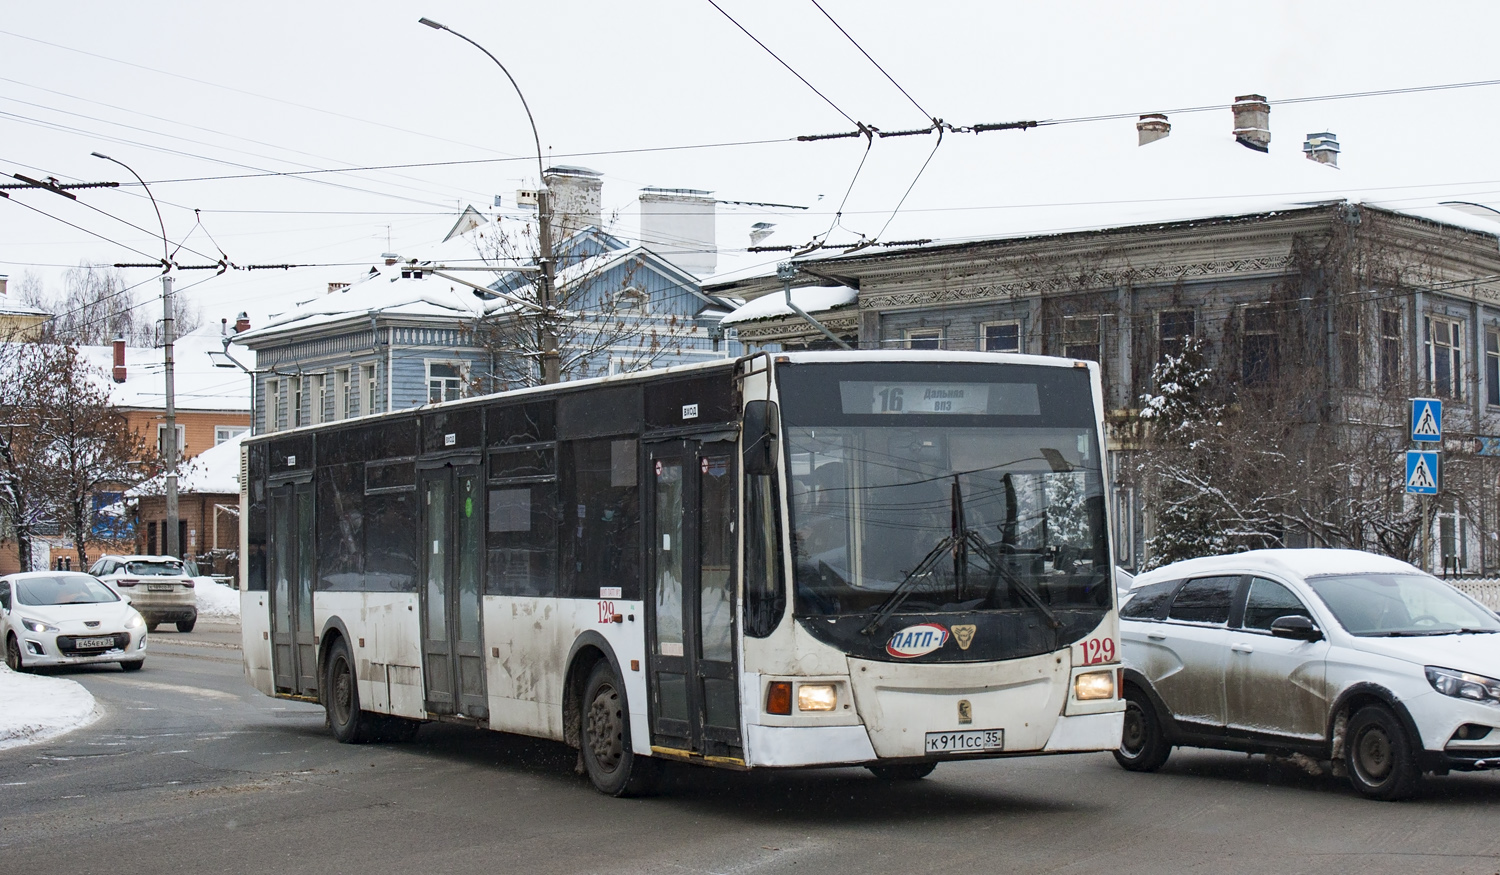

{"left": 1406, "top": 450, "right": 1439, "bottom": 495}
{"left": 1411, "top": 398, "right": 1443, "bottom": 443}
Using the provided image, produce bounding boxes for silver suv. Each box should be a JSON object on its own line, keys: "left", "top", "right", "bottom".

{"left": 89, "top": 555, "right": 198, "bottom": 632}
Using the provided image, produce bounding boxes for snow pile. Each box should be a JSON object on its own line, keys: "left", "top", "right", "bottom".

{"left": 194, "top": 579, "right": 242, "bottom": 619}
{"left": 0, "top": 664, "right": 100, "bottom": 750}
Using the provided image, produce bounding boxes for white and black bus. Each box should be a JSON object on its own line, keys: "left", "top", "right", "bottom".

{"left": 240, "top": 351, "right": 1123, "bottom": 795}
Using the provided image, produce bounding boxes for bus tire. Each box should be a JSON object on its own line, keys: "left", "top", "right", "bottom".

{"left": 581, "top": 661, "right": 657, "bottom": 797}
{"left": 324, "top": 637, "right": 375, "bottom": 744}
{"left": 867, "top": 763, "right": 937, "bottom": 781}
{"left": 1114, "top": 686, "right": 1171, "bottom": 772}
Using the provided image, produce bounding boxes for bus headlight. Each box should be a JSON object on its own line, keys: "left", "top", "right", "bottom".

{"left": 797, "top": 683, "right": 838, "bottom": 712}
{"left": 1074, "top": 670, "right": 1115, "bottom": 701}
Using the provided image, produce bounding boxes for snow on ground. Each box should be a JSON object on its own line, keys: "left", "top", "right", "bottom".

{"left": 0, "top": 664, "right": 101, "bottom": 750}
{"left": 194, "top": 579, "right": 242, "bottom": 619}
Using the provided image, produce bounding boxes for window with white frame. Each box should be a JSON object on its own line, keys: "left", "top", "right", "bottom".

{"left": 906, "top": 328, "right": 942, "bottom": 350}
{"left": 1380, "top": 309, "right": 1402, "bottom": 390}
{"left": 157, "top": 423, "right": 186, "bottom": 459}
{"left": 214, "top": 425, "right": 248, "bottom": 445}
{"left": 363, "top": 364, "right": 378, "bottom": 415}
{"left": 335, "top": 368, "right": 350, "bottom": 420}
{"left": 1426, "top": 316, "right": 1464, "bottom": 400}
{"left": 1062, "top": 315, "right": 1101, "bottom": 362}
{"left": 312, "top": 373, "right": 327, "bottom": 425}
{"left": 428, "top": 362, "right": 463, "bottom": 403}
{"left": 292, "top": 377, "right": 304, "bottom": 428}
{"left": 267, "top": 379, "right": 282, "bottom": 431}
{"left": 980, "top": 321, "right": 1020, "bottom": 353}
{"left": 1486, "top": 329, "right": 1499, "bottom": 406}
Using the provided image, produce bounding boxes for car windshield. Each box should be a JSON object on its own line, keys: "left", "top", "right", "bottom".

{"left": 779, "top": 362, "right": 1111, "bottom": 623}
{"left": 1305, "top": 573, "right": 1500, "bottom": 636}
{"left": 126, "top": 560, "right": 183, "bottom": 576}
{"left": 15, "top": 575, "right": 121, "bottom": 606}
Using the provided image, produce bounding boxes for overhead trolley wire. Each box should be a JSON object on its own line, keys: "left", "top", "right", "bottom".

{"left": 703, "top": 0, "right": 863, "bottom": 129}
{"left": 807, "top": 0, "right": 934, "bottom": 125}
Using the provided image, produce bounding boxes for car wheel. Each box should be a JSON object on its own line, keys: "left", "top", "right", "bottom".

{"left": 580, "top": 661, "right": 658, "bottom": 796}
{"left": 5, "top": 633, "right": 25, "bottom": 673}
{"left": 1114, "top": 686, "right": 1172, "bottom": 772}
{"left": 867, "top": 763, "right": 938, "bottom": 781}
{"left": 1346, "top": 705, "right": 1420, "bottom": 801}
{"left": 120, "top": 659, "right": 144, "bottom": 672}
{"left": 324, "top": 637, "right": 374, "bottom": 744}
{"left": 176, "top": 617, "right": 196, "bottom": 633}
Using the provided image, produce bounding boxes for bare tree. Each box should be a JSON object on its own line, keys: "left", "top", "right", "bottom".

{"left": 24, "top": 263, "right": 202, "bottom": 346}
{"left": 34, "top": 346, "right": 145, "bottom": 566}
{"left": 0, "top": 339, "right": 66, "bottom": 569}
{"left": 462, "top": 219, "right": 701, "bottom": 391}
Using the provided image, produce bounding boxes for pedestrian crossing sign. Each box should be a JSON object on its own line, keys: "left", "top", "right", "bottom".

{"left": 1411, "top": 398, "right": 1442, "bottom": 443}
{"left": 1405, "top": 450, "right": 1439, "bottom": 495}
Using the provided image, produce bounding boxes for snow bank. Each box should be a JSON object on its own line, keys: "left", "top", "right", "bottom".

{"left": 0, "top": 664, "right": 100, "bottom": 750}
{"left": 194, "top": 579, "right": 242, "bottom": 619}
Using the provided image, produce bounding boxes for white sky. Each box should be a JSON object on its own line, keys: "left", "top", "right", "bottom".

{"left": 5, "top": 0, "right": 1500, "bottom": 330}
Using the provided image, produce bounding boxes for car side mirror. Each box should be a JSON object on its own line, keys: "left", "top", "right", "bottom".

{"left": 742, "top": 400, "right": 779, "bottom": 476}
{"left": 1269, "top": 615, "right": 1322, "bottom": 641}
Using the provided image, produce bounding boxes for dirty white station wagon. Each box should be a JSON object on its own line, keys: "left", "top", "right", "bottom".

{"left": 1116, "top": 549, "right": 1500, "bottom": 800}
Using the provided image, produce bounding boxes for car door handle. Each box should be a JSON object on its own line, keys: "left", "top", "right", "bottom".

{"left": 1231, "top": 643, "right": 1254, "bottom": 653}
{"left": 1147, "top": 633, "right": 1167, "bottom": 641}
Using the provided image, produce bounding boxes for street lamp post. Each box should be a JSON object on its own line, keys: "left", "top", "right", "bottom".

{"left": 418, "top": 17, "right": 560, "bottom": 385}
{"left": 92, "top": 152, "right": 180, "bottom": 558}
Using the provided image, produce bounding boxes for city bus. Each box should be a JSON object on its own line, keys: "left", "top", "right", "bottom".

{"left": 239, "top": 351, "right": 1124, "bottom": 795}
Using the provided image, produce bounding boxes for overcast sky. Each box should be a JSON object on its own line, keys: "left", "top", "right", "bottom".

{"left": 5, "top": 1, "right": 1500, "bottom": 332}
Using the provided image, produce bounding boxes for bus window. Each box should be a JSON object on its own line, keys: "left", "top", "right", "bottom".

{"left": 743, "top": 471, "right": 785, "bottom": 638}
{"left": 486, "top": 484, "right": 558, "bottom": 597}
{"left": 559, "top": 439, "right": 641, "bottom": 599}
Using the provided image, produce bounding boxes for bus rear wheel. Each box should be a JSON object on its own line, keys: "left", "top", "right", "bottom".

{"left": 581, "top": 661, "right": 657, "bottom": 797}
{"left": 325, "top": 637, "right": 375, "bottom": 744}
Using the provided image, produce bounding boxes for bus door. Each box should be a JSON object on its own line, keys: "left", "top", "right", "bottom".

{"left": 418, "top": 463, "right": 488, "bottom": 719}
{"left": 646, "top": 437, "right": 741, "bottom": 761}
{"left": 268, "top": 479, "right": 317, "bottom": 697}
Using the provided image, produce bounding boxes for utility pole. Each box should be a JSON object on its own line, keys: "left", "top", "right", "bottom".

{"left": 93, "top": 152, "right": 179, "bottom": 557}
{"left": 419, "top": 17, "right": 560, "bottom": 384}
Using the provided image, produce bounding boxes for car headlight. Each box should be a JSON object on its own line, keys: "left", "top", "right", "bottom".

{"left": 796, "top": 683, "right": 838, "bottom": 712}
{"left": 125, "top": 612, "right": 145, "bottom": 630}
{"left": 20, "top": 617, "right": 59, "bottom": 634}
{"left": 1426, "top": 666, "right": 1500, "bottom": 704}
{"left": 1074, "top": 669, "right": 1116, "bottom": 700}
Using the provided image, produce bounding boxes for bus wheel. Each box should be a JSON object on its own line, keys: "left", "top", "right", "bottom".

{"left": 1114, "top": 687, "right": 1171, "bottom": 772}
{"left": 867, "top": 763, "right": 937, "bottom": 781}
{"left": 324, "top": 638, "right": 373, "bottom": 744}
{"left": 581, "top": 661, "right": 658, "bottom": 797}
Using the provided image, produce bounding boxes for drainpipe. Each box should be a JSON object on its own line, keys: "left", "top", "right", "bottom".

{"left": 778, "top": 262, "right": 850, "bottom": 350}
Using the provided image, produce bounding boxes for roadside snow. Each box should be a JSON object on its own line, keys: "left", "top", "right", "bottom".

{"left": 0, "top": 664, "right": 101, "bottom": 750}
{"left": 194, "top": 579, "right": 241, "bottom": 619}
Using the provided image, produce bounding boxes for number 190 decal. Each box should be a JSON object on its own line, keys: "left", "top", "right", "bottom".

{"left": 1079, "top": 636, "right": 1117, "bottom": 665}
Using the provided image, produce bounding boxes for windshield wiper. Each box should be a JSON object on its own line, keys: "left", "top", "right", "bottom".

{"left": 1370, "top": 629, "right": 1493, "bottom": 637}
{"left": 963, "top": 532, "right": 1062, "bottom": 630}
{"left": 860, "top": 535, "right": 955, "bottom": 636}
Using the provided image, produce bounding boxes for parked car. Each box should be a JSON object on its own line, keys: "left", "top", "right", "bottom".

{"left": 89, "top": 555, "right": 198, "bottom": 632}
{"left": 1116, "top": 549, "right": 1500, "bottom": 800}
{"left": 1, "top": 571, "right": 147, "bottom": 671}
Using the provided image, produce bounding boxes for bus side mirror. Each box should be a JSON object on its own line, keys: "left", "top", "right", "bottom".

{"left": 742, "top": 400, "right": 779, "bottom": 475}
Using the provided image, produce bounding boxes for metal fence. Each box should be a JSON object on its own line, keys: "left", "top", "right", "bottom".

{"left": 1448, "top": 578, "right": 1500, "bottom": 610}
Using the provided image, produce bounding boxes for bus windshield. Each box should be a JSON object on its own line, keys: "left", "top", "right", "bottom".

{"left": 779, "top": 362, "right": 1111, "bottom": 625}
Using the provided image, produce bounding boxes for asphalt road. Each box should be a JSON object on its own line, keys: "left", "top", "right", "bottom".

{"left": 3, "top": 622, "right": 1500, "bottom": 875}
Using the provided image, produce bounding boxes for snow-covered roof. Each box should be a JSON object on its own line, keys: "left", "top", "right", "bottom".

{"left": 125, "top": 431, "right": 244, "bottom": 498}
{"left": 74, "top": 329, "right": 250, "bottom": 413}
{"left": 0, "top": 298, "right": 48, "bottom": 318}
{"left": 720, "top": 286, "right": 857, "bottom": 326}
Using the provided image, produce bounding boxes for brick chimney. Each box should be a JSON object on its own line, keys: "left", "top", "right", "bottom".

{"left": 328, "top": 282, "right": 349, "bottom": 295}
{"left": 1137, "top": 113, "right": 1171, "bottom": 146}
{"left": 0, "top": 275, "right": 8, "bottom": 297}
{"left": 543, "top": 166, "right": 603, "bottom": 243}
{"left": 1232, "top": 94, "right": 1271, "bottom": 151}
{"left": 234, "top": 311, "right": 250, "bottom": 333}
{"left": 112, "top": 335, "right": 127, "bottom": 383}
{"left": 639, "top": 187, "right": 717, "bottom": 277}
{"left": 382, "top": 253, "right": 400, "bottom": 266}
{"left": 1303, "top": 132, "right": 1340, "bottom": 167}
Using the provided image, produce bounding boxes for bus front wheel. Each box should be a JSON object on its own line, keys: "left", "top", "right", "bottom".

{"left": 581, "top": 661, "right": 658, "bottom": 797}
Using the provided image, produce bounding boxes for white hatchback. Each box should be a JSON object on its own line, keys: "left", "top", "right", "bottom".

{"left": 1, "top": 572, "right": 148, "bottom": 671}
{"left": 1116, "top": 549, "right": 1500, "bottom": 800}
